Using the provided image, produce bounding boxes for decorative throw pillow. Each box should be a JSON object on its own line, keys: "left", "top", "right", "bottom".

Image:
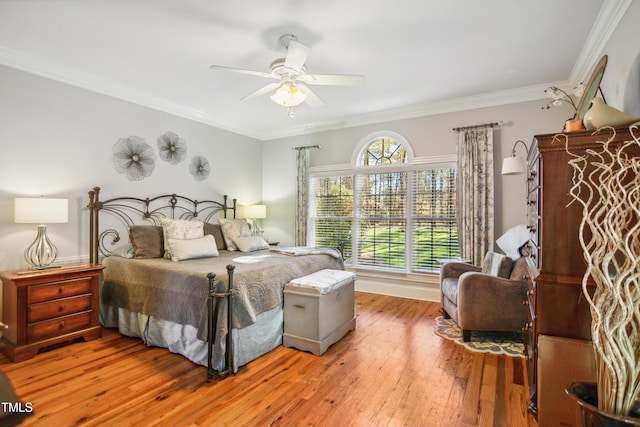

{"left": 160, "top": 218, "right": 204, "bottom": 259}
{"left": 218, "top": 218, "right": 251, "bottom": 251}
{"left": 234, "top": 236, "right": 270, "bottom": 252}
{"left": 496, "top": 224, "right": 530, "bottom": 260}
{"left": 167, "top": 235, "right": 219, "bottom": 261}
{"left": 110, "top": 243, "right": 134, "bottom": 259}
{"left": 129, "top": 225, "right": 164, "bottom": 258}
{"left": 481, "top": 252, "right": 513, "bottom": 278}
{"left": 203, "top": 222, "right": 226, "bottom": 250}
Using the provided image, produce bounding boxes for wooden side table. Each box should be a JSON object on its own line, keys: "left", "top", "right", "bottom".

{"left": 0, "top": 264, "right": 104, "bottom": 362}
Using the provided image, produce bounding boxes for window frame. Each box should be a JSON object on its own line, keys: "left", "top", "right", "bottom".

{"left": 309, "top": 133, "right": 458, "bottom": 275}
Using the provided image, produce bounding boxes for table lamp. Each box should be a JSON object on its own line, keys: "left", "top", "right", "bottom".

{"left": 240, "top": 205, "right": 267, "bottom": 236}
{"left": 14, "top": 197, "right": 69, "bottom": 269}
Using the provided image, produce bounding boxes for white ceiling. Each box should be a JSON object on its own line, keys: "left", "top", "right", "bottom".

{"left": 0, "top": 0, "right": 629, "bottom": 140}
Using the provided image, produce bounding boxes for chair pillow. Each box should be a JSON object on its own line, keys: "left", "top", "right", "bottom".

{"left": 481, "top": 252, "right": 513, "bottom": 278}
{"left": 496, "top": 224, "right": 530, "bottom": 260}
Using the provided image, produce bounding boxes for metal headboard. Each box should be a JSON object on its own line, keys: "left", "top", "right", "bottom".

{"left": 87, "top": 186, "right": 237, "bottom": 264}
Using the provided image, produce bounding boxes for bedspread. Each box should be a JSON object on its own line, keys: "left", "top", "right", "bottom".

{"left": 101, "top": 249, "right": 343, "bottom": 331}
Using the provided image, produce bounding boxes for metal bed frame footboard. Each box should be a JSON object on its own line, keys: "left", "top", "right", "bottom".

{"left": 207, "top": 265, "right": 235, "bottom": 378}
{"left": 87, "top": 186, "right": 238, "bottom": 378}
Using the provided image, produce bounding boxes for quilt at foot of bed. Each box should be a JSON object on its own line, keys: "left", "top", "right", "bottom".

{"left": 100, "top": 304, "right": 283, "bottom": 373}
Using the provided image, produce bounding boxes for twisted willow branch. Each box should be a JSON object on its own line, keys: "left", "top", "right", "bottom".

{"left": 564, "top": 126, "right": 640, "bottom": 416}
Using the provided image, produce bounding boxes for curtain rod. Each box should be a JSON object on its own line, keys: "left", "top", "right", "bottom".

{"left": 450, "top": 121, "right": 503, "bottom": 132}
{"left": 292, "top": 144, "right": 322, "bottom": 150}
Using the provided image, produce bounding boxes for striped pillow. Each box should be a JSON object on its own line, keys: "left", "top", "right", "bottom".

{"left": 481, "top": 252, "right": 513, "bottom": 278}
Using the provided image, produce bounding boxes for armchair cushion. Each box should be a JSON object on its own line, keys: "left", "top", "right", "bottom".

{"left": 481, "top": 252, "right": 512, "bottom": 278}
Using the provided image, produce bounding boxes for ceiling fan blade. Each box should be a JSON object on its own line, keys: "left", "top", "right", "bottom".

{"left": 303, "top": 73, "right": 365, "bottom": 86}
{"left": 284, "top": 39, "right": 310, "bottom": 71}
{"left": 209, "top": 64, "right": 275, "bottom": 79}
{"left": 297, "top": 84, "right": 324, "bottom": 108}
{"left": 241, "top": 82, "right": 281, "bottom": 101}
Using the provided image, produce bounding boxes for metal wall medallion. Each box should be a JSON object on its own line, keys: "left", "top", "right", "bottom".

{"left": 157, "top": 131, "right": 187, "bottom": 165}
{"left": 112, "top": 136, "right": 156, "bottom": 181}
{"left": 189, "top": 156, "right": 210, "bottom": 181}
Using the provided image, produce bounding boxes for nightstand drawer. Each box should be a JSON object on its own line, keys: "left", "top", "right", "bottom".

{"left": 28, "top": 311, "right": 92, "bottom": 342}
{"left": 28, "top": 295, "right": 92, "bottom": 323}
{"left": 28, "top": 277, "right": 92, "bottom": 304}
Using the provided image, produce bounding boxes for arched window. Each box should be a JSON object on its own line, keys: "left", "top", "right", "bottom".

{"left": 309, "top": 132, "right": 459, "bottom": 273}
{"left": 359, "top": 137, "right": 408, "bottom": 166}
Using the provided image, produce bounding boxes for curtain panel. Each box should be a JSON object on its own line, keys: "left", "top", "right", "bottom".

{"left": 456, "top": 127, "right": 495, "bottom": 265}
{"left": 295, "top": 148, "right": 310, "bottom": 245}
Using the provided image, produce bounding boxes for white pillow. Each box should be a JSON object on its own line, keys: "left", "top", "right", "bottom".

{"left": 218, "top": 218, "right": 251, "bottom": 251}
{"left": 167, "top": 235, "right": 219, "bottom": 261}
{"left": 234, "top": 236, "right": 270, "bottom": 252}
{"left": 160, "top": 218, "right": 204, "bottom": 259}
{"left": 496, "top": 224, "right": 530, "bottom": 260}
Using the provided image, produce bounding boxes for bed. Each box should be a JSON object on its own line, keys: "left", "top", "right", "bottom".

{"left": 88, "top": 187, "right": 344, "bottom": 378}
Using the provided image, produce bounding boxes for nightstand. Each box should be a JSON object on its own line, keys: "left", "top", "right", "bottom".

{"left": 0, "top": 264, "right": 104, "bottom": 362}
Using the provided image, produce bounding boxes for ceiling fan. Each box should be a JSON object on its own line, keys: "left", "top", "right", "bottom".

{"left": 209, "top": 34, "right": 364, "bottom": 117}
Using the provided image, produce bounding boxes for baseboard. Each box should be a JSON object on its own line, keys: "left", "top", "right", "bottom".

{"left": 353, "top": 272, "right": 441, "bottom": 302}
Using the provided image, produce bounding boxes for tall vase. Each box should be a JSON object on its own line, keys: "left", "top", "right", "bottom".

{"left": 566, "top": 382, "right": 640, "bottom": 427}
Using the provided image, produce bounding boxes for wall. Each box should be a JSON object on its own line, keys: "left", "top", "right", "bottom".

{"left": 599, "top": 0, "right": 640, "bottom": 117}
{"left": 0, "top": 65, "right": 263, "bottom": 273}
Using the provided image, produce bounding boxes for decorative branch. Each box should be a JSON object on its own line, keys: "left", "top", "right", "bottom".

{"left": 564, "top": 126, "right": 640, "bottom": 416}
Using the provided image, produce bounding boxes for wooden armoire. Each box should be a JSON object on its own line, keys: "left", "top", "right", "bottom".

{"left": 523, "top": 126, "right": 638, "bottom": 425}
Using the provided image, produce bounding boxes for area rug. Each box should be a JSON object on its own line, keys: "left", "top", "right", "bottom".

{"left": 434, "top": 316, "right": 525, "bottom": 358}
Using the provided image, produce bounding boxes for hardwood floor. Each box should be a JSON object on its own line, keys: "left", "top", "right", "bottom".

{"left": 1, "top": 292, "right": 537, "bottom": 426}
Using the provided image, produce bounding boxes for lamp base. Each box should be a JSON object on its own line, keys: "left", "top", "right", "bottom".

{"left": 24, "top": 224, "right": 59, "bottom": 269}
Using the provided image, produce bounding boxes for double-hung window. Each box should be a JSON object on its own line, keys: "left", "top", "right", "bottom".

{"left": 309, "top": 133, "right": 459, "bottom": 273}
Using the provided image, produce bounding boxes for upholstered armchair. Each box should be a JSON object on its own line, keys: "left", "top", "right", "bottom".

{"left": 439, "top": 252, "right": 529, "bottom": 342}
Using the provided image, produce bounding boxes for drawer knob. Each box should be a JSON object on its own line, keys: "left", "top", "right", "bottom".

{"left": 58, "top": 304, "right": 65, "bottom": 312}
{"left": 58, "top": 321, "right": 65, "bottom": 330}
{"left": 58, "top": 286, "right": 64, "bottom": 294}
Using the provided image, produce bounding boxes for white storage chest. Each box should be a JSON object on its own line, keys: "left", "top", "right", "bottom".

{"left": 283, "top": 269, "right": 356, "bottom": 355}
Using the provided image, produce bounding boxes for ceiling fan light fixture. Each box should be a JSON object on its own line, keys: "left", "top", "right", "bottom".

{"left": 270, "top": 82, "right": 307, "bottom": 107}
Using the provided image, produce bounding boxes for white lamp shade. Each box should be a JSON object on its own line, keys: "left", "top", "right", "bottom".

{"left": 240, "top": 204, "right": 267, "bottom": 219}
{"left": 501, "top": 156, "right": 527, "bottom": 175}
{"left": 15, "top": 198, "right": 69, "bottom": 224}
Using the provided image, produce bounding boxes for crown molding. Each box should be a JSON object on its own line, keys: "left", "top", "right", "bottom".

{"left": 569, "top": 0, "right": 632, "bottom": 84}
{"left": 0, "top": 45, "right": 264, "bottom": 140}
{"left": 260, "top": 82, "right": 562, "bottom": 140}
